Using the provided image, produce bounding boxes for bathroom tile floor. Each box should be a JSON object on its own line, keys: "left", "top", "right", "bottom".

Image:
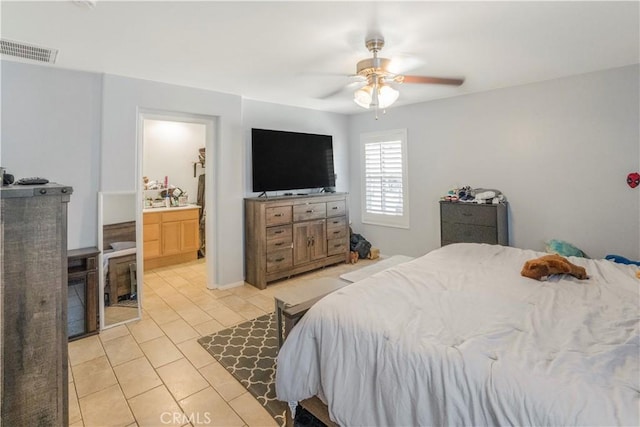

{"left": 68, "top": 256, "right": 376, "bottom": 427}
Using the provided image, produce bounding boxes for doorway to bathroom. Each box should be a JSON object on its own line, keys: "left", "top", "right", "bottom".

{"left": 138, "top": 111, "right": 216, "bottom": 288}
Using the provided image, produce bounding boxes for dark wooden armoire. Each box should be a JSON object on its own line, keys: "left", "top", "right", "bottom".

{"left": 1, "top": 183, "right": 72, "bottom": 426}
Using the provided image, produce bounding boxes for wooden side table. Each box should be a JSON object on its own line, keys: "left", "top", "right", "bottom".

{"left": 68, "top": 247, "right": 100, "bottom": 340}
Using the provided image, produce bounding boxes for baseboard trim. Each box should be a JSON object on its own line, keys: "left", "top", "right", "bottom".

{"left": 215, "top": 280, "right": 245, "bottom": 290}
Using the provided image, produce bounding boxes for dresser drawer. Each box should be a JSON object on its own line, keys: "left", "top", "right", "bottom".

{"left": 293, "top": 202, "right": 326, "bottom": 221}
{"left": 266, "top": 225, "right": 292, "bottom": 241}
{"left": 440, "top": 203, "right": 496, "bottom": 226}
{"left": 441, "top": 222, "right": 498, "bottom": 244}
{"left": 327, "top": 238, "right": 348, "bottom": 256}
{"left": 143, "top": 212, "right": 161, "bottom": 225}
{"left": 326, "top": 200, "right": 346, "bottom": 217}
{"left": 162, "top": 208, "right": 199, "bottom": 222}
{"left": 326, "top": 216, "right": 347, "bottom": 229}
{"left": 326, "top": 226, "right": 347, "bottom": 240}
{"left": 266, "top": 239, "right": 293, "bottom": 253}
{"left": 266, "top": 206, "right": 292, "bottom": 226}
{"left": 266, "top": 249, "right": 293, "bottom": 272}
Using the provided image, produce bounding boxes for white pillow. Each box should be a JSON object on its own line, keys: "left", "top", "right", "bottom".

{"left": 110, "top": 241, "right": 136, "bottom": 251}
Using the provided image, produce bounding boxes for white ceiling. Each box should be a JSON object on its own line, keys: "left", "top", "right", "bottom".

{"left": 2, "top": 1, "right": 638, "bottom": 114}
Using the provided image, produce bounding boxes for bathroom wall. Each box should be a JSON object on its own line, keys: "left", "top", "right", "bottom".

{"left": 142, "top": 119, "right": 205, "bottom": 204}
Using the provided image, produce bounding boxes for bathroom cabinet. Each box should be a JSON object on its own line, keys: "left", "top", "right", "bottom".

{"left": 143, "top": 205, "right": 200, "bottom": 270}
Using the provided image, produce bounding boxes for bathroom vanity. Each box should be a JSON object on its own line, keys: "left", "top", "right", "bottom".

{"left": 143, "top": 205, "right": 201, "bottom": 270}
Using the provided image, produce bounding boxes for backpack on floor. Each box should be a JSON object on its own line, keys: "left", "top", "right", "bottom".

{"left": 350, "top": 233, "right": 372, "bottom": 259}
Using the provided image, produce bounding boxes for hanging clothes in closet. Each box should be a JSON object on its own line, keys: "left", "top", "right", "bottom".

{"left": 197, "top": 173, "right": 206, "bottom": 257}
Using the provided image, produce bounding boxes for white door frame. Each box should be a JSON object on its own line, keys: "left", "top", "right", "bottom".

{"left": 137, "top": 109, "right": 219, "bottom": 288}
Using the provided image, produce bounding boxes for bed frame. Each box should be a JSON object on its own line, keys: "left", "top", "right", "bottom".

{"left": 102, "top": 220, "right": 136, "bottom": 250}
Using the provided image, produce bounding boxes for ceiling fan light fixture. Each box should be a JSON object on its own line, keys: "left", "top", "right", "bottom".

{"left": 377, "top": 84, "right": 399, "bottom": 109}
{"left": 354, "top": 83, "right": 398, "bottom": 110}
{"left": 353, "top": 85, "right": 373, "bottom": 109}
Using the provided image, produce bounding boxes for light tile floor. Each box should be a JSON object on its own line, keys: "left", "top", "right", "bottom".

{"left": 69, "top": 257, "right": 377, "bottom": 427}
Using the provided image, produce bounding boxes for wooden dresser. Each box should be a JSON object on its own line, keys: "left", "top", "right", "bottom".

{"left": 1, "top": 183, "right": 72, "bottom": 426}
{"left": 143, "top": 206, "right": 200, "bottom": 270}
{"left": 245, "top": 193, "right": 349, "bottom": 289}
{"left": 440, "top": 201, "right": 509, "bottom": 246}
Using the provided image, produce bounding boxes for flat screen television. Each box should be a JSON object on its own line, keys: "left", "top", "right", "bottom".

{"left": 251, "top": 128, "right": 335, "bottom": 193}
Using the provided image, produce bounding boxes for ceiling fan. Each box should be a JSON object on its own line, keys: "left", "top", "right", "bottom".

{"left": 336, "top": 37, "right": 464, "bottom": 114}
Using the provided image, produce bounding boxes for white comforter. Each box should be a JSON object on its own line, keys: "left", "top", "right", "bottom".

{"left": 276, "top": 243, "right": 639, "bottom": 426}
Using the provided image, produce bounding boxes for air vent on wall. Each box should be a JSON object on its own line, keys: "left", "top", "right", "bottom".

{"left": 0, "top": 39, "right": 58, "bottom": 64}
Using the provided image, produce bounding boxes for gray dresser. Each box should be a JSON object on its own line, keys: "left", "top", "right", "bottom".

{"left": 440, "top": 201, "right": 508, "bottom": 246}
{"left": 1, "top": 183, "right": 72, "bottom": 426}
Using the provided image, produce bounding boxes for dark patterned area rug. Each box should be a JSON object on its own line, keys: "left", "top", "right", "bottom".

{"left": 198, "top": 313, "right": 326, "bottom": 427}
{"left": 197, "top": 313, "right": 286, "bottom": 426}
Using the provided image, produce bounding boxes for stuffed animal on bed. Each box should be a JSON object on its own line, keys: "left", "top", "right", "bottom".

{"left": 521, "top": 254, "right": 589, "bottom": 281}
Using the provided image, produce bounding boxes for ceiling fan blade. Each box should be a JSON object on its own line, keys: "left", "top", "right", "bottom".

{"left": 387, "top": 55, "right": 424, "bottom": 75}
{"left": 318, "top": 86, "right": 349, "bottom": 99}
{"left": 317, "top": 80, "right": 365, "bottom": 99}
{"left": 401, "top": 75, "right": 465, "bottom": 86}
{"left": 317, "top": 77, "right": 366, "bottom": 99}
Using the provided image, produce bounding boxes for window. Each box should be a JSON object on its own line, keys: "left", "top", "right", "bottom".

{"left": 360, "top": 129, "right": 409, "bottom": 228}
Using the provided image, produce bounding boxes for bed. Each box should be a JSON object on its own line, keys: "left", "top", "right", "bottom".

{"left": 276, "top": 243, "right": 639, "bottom": 426}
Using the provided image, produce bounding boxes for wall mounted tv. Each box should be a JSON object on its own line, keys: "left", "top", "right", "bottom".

{"left": 251, "top": 128, "right": 335, "bottom": 193}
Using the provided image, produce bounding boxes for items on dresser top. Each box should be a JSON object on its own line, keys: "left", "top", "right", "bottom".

{"left": 442, "top": 186, "right": 507, "bottom": 204}
{"left": 15, "top": 176, "right": 50, "bottom": 185}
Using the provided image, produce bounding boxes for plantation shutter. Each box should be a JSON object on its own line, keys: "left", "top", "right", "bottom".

{"left": 364, "top": 140, "right": 404, "bottom": 216}
{"left": 360, "top": 128, "right": 409, "bottom": 228}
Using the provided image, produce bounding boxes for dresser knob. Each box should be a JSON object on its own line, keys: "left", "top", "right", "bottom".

{"left": 39, "top": 189, "right": 47, "bottom": 195}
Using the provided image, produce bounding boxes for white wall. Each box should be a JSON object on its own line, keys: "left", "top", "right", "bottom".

{"left": 143, "top": 119, "right": 205, "bottom": 204}
{"left": 102, "top": 193, "right": 136, "bottom": 225}
{"left": 242, "top": 100, "right": 350, "bottom": 196}
{"left": 348, "top": 65, "right": 640, "bottom": 260}
{"left": 1, "top": 61, "right": 102, "bottom": 250}
{"left": 3, "top": 59, "right": 637, "bottom": 280}
{"left": 101, "top": 75, "right": 244, "bottom": 286}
